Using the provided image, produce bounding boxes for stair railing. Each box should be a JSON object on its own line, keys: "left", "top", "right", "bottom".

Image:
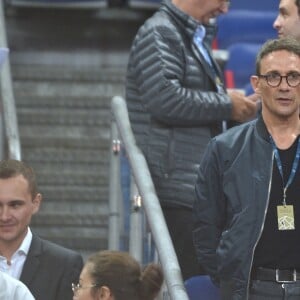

{"left": 110, "top": 95, "right": 189, "bottom": 300}
{"left": 0, "top": 0, "right": 21, "bottom": 160}
{"left": 108, "top": 119, "right": 122, "bottom": 250}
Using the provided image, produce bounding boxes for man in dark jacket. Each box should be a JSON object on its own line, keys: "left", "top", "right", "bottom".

{"left": 0, "top": 159, "right": 83, "bottom": 300}
{"left": 193, "top": 37, "right": 300, "bottom": 299}
{"left": 126, "top": 0, "right": 259, "bottom": 281}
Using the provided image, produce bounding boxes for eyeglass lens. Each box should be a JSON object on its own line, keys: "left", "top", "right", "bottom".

{"left": 262, "top": 73, "right": 300, "bottom": 87}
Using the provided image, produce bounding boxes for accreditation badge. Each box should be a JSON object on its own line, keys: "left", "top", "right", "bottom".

{"left": 277, "top": 205, "right": 295, "bottom": 230}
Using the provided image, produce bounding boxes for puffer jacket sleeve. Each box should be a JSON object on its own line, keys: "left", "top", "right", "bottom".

{"left": 193, "top": 138, "right": 226, "bottom": 282}
{"left": 130, "top": 24, "right": 232, "bottom": 126}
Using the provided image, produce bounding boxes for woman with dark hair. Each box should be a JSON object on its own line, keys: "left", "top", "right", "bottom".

{"left": 72, "top": 250, "right": 163, "bottom": 300}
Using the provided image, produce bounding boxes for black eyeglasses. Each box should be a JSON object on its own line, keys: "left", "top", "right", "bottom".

{"left": 258, "top": 72, "right": 300, "bottom": 87}
{"left": 72, "top": 283, "right": 99, "bottom": 293}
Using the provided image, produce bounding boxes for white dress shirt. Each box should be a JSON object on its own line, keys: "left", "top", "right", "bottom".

{"left": 0, "top": 271, "right": 35, "bottom": 300}
{"left": 0, "top": 228, "right": 32, "bottom": 279}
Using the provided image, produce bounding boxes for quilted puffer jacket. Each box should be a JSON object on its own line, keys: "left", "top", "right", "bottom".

{"left": 125, "top": 0, "right": 232, "bottom": 208}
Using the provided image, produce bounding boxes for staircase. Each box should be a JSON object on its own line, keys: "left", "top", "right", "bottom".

{"left": 5, "top": 6, "right": 147, "bottom": 259}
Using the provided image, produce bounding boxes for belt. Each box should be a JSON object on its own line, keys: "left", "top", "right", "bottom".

{"left": 251, "top": 267, "right": 300, "bottom": 283}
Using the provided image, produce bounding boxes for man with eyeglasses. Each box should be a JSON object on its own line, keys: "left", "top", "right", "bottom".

{"left": 126, "top": 0, "right": 258, "bottom": 282}
{"left": 193, "top": 37, "right": 300, "bottom": 299}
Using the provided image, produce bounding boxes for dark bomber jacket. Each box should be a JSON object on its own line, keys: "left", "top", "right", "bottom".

{"left": 126, "top": 0, "right": 232, "bottom": 208}
{"left": 193, "top": 116, "right": 274, "bottom": 300}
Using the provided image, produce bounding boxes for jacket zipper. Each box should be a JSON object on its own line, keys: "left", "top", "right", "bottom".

{"left": 245, "top": 151, "right": 274, "bottom": 299}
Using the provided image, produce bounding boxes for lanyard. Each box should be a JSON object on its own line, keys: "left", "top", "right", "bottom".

{"left": 270, "top": 136, "right": 300, "bottom": 206}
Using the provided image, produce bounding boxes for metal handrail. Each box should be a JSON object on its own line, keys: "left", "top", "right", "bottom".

{"left": 0, "top": 0, "right": 21, "bottom": 160}
{"left": 111, "top": 95, "right": 189, "bottom": 300}
{"left": 108, "top": 120, "right": 121, "bottom": 250}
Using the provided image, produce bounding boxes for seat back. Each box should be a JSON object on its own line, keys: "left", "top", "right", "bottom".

{"left": 229, "top": 0, "right": 277, "bottom": 11}
{"left": 216, "top": 10, "right": 277, "bottom": 49}
{"left": 224, "top": 42, "right": 261, "bottom": 89}
{"left": 184, "top": 275, "right": 221, "bottom": 300}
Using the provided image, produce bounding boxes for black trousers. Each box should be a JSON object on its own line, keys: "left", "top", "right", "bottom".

{"left": 249, "top": 280, "right": 300, "bottom": 299}
{"left": 162, "top": 206, "right": 205, "bottom": 281}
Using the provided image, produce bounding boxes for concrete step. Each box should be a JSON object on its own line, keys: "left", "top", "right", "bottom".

{"left": 37, "top": 185, "right": 108, "bottom": 202}
{"left": 18, "top": 108, "right": 110, "bottom": 126}
{"left": 36, "top": 200, "right": 108, "bottom": 215}
{"left": 5, "top": 5, "right": 134, "bottom": 256}
{"left": 30, "top": 167, "right": 108, "bottom": 186}
{"left": 13, "top": 81, "right": 125, "bottom": 101}
{"left": 22, "top": 147, "right": 109, "bottom": 163}
{"left": 32, "top": 213, "right": 108, "bottom": 227}
{"left": 14, "top": 93, "right": 112, "bottom": 108}
{"left": 10, "top": 51, "right": 128, "bottom": 83}
{"left": 20, "top": 126, "right": 110, "bottom": 146}
{"left": 11, "top": 51, "right": 129, "bottom": 69}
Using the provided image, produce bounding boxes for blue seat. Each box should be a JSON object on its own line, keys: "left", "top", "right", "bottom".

{"left": 244, "top": 82, "right": 254, "bottom": 96}
{"left": 229, "top": 0, "right": 277, "bottom": 11}
{"left": 216, "top": 10, "right": 277, "bottom": 49}
{"left": 184, "top": 275, "right": 221, "bottom": 300}
{"left": 224, "top": 42, "right": 261, "bottom": 89}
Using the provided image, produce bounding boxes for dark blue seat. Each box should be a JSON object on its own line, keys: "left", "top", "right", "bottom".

{"left": 229, "top": 0, "right": 277, "bottom": 11}
{"left": 216, "top": 10, "right": 277, "bottom": 49}
{"left": 224, "top": 42, "right": 261, "bottom": 89}
{"left": 244, "top": 82, "right": 254, "bottom": 96}
{"left": 184, "top": 275, "right": 221, "bottom": 300}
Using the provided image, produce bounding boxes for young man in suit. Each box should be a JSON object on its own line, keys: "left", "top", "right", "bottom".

{"left": 0, "top": 159, "right": 83, "bottom": 300}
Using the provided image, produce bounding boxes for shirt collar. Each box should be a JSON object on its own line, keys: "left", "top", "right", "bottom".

{"left": 194, "top": 25, "right": 206, "bottom": 43}
{"left": 17, "top": 228, "right": 32, "bottom": 256}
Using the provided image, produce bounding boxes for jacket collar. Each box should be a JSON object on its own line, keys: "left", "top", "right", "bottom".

{"left": 160, "top": 0, "right": 222, "bottom": 88}
{"left": 161, "top": 0, "right": 217, "bottom": 44}
{"left": 256, "top": 114, "right": 271, "bottom": 143}
{"left": 19, "top": 234, "right": 42, "bottom": 286}
{"left": 161, "top": 0, "right": 199, "bottom": 38}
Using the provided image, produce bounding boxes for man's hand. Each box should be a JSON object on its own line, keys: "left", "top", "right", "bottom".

{"left": 229, "top": 90, "right": 259, "bottom": 123}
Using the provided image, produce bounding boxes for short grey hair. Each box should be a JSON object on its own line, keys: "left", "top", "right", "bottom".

{"left": 255, "top": 37, "right": 300, "bottom": 75}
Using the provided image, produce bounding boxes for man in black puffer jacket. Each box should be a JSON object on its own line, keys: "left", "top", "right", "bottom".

{"left": 126, "top": 0, "right": 259, "bottom": 280}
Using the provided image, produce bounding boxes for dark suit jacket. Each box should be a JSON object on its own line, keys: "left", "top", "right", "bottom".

{"left": 20, "top": 234, "right": 83, "bottom": 300}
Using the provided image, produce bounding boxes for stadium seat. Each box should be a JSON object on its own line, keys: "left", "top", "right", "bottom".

{"left": 215, "top": 10, "right": 277, "bottom": 49}
{"left": 184, "top": 275, "right": 221, "bottom": 300}
{"left": 224, "top": 42, "right": 261, "bottom": 89}
{"left": 230, "top": 0, "right": 277, "bottom": 11}
{"left": 244, "top": 82, "right": 254, "bottom": 96}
